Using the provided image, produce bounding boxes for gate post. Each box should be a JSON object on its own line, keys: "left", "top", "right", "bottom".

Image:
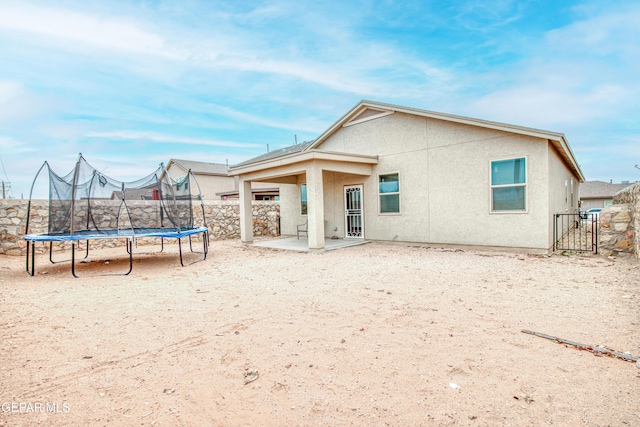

{"left": 553, "top": 213, "right": 558, "bottom": 251}
{"left": 594, "top": 216, "right": 598, "bottom": 254}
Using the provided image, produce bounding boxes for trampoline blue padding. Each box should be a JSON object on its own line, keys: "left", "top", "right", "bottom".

{"left": 25, "top": 226, "right": 209, "bottom": 277}
{"left": 24, "top": 226, "right": 209, "bottom": 242}
{"left": 24, "top": 154, "right": 210, "bottom": 277}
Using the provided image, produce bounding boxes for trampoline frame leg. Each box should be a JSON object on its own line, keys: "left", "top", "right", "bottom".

{"left": 178, "top": 231, "right": 208, "bottom": 267}
{"left": 71, "top": 238, "right": 133, "bottom": 278}
{"left": 126, "top": 237, "right": 164, "bottom": 255}
{"left": 49, "top": 241, "right": 89, "bottom": 264}
{"left": 26, "top": 241, "right": 35, "bottom": 276}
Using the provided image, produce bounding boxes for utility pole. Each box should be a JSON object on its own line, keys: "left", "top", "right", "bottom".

{"left": 1, "top": 181, "right": 12, "bottom": 199}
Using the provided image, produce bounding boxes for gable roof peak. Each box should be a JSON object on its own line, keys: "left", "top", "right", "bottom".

{"left": 307, "top": 99, "right": 583, "bottom": 181}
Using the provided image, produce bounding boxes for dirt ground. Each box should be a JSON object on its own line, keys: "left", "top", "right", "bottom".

{"left": 0, "top": 239, "right": 639, "bottom": 426}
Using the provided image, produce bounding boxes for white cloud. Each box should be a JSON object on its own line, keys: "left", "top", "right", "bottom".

{"left": 85, "top": 130, "right": 262, "bottom": 149}
{"left": 0, "top": 3, "right": 183, "bottom": 60}
{"left": 204, "top": 103, "right": 327, "bottom": 133}
{"left": 545, "top": 5, "right": 640, "bottom": 58}
{"left": 454, "top": 0, "right": 526, "bottom": 30}
{"left": 0, "top": 135, "right": 35, "bottom": 153}
{"left": 465, "top": 80, "right": 629, "bottom": 129}
{"left": 213, "top": 57, "right": 376, "bottom": 95}
{"left": 0, "top": 2, "right": 453, "bottom": 97}
{"left": 459, "top": 3, "right": 640, "bottom": 129}
{"left": 0, "top": 80, "right": 50, "bottom": 124}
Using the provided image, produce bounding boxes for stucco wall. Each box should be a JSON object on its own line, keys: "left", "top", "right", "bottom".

{"left": 427, "top": 131, "right": 548, "bottom": 248}
{"left": 312, "top": 112, "right": 570, "bottom": 250}
{"left": 166, "top": 163, "right": 236, "bottom": 200}
{"left": 196, "top": 175, "right": 237, "bottom": 199}
{"left": 166, "top": 166, "right": 279, "bottom": 201}
{"left": 279, "top": 177, "right": 307, "bottom": 236}
{"left": 322, "top": 171, "right": 367, "bottom": 238}
{"left": 547, "top": 142, "right": 581, "bottom": 246}
{"left": 0, "top": 199, "right": 280, "bottom": 256}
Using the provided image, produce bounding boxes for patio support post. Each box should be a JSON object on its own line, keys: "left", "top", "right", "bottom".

{"left": 239, "top": 179, "right": 253, "bottom": 243}
{"left": 306, "top": 165, "right": 325, "bottom": 250}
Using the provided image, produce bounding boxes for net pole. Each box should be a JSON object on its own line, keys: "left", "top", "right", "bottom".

{"left": 163, "top": 165, "right": 180, "bottom": 233}
{"left": 187, "top": 169, "right": 194, "bottom": 228}
{"left": 189, "top": 170, "right": 206, "bottom": 229}
{"left": 173, "top": 176, "right": 181, "bottom": 233}
{"left": 25, "top": 161, "right": 49, "bottom": 236}
{"left": 86, "top": 170, "right": 97, "bottom": 230}
{"left": 69, "top": 154, "right": 83, "bottom": 237}
{"left": 117, "top": 182, "right": 135, "bottom": 235}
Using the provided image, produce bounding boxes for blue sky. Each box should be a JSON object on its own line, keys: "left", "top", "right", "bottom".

{"left": 1, "top": 0, "right": 639, "bottom": 198}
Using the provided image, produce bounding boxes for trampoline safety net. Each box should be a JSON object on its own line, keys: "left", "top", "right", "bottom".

{"left": 27, "top": 154, "right": 206, "bottom": 237}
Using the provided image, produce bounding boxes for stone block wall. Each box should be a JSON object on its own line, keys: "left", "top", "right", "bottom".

{"left": 598, "top": 182, "right": 639, "bottom": 259}
{"left": 0, "top": 199, "right": 280, "bottom": 256}
{"left": 598, "top": 204, "right": 634, "bottom": 257}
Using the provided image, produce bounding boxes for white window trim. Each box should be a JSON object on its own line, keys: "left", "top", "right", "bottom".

{"left": 343, "top": 110, "right": 394, "bottom": 128}
{"left": 378, "top": 172, "right": 401, "bottom": 215}
{"left": 489, "top": 156, "right": 528, "bottom": 214}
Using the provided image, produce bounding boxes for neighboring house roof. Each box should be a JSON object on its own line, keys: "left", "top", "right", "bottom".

{"left": 166, "top": 159, "right": 230, "bottom": 176}
{"left": 579, "top": 181, "right": 636, "bottom": 199}
{"left": 232, "top": 100, "right": 585, "bottom": 182}
{"left": 110, "top": 182, "right": 159, "bottom": 200}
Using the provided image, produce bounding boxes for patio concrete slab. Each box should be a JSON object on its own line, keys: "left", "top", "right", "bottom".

{"left": 251, "top": 237, "right": 369, "bottom": 252}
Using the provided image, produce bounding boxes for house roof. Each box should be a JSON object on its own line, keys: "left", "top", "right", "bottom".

{"left": 232, "top": 100, "right": 585, "bottom": 182}
{"left": 579, "top": 181, "right": 636, "bottom": 199}
{"left": 234, "top": 140, "right": 315, "bottom": 167}
{"left": 166, "top": 159, "right": 230, "bottom": 176}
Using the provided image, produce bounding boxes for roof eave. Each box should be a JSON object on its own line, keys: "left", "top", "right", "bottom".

{"left": 306, "top": 100, "right": 585, "bottom": 182}
{"left": 229, "top": 149, "right": 378, "bottom": 176}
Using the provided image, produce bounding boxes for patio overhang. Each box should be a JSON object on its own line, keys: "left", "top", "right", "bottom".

{"left": 230, "top": 149, "right": 378, "bottom": 179}
{"left": 230, "top": 149, "right": 378, "bottom": 251}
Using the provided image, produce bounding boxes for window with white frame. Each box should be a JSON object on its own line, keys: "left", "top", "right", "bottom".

{"left": 378, "top": 173, "right": 399, "bottom": 213}
{"left": 300, "top": 184, "right": 307, "bottom": 215}
{"left": 491, "top": 158, "right": 526, "bottom": 211}
{"left": 175, "top": 176, "right": 189, "bottom": 191}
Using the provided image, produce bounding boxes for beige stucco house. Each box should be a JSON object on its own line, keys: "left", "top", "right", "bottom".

{"left": 166, "top": 159, "right": 278, "bottom": 200}
{"left": 229, "top": 100, "right": 585, "bottom": 252}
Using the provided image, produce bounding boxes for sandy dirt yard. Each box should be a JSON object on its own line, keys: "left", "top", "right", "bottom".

{"left": 0, "top": 239, "right": 639, "bottom": 426}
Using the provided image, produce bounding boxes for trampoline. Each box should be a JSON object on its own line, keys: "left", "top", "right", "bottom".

{"left": 24, "top": 154, "right": 209, "bottom": 277}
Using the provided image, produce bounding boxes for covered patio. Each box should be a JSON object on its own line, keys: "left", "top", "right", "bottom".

{"left": 229, "top": 149, "right": 378, "bottom": 251}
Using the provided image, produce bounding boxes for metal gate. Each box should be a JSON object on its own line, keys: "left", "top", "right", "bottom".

{"left": 553, "top": 212, "right": 598, "bottom": 253}
{"left": 344, "top": 185, "right": 364, "bottom": 238}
